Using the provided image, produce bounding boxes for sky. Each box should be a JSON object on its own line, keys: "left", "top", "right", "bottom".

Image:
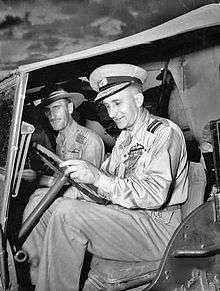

{"left": 0, "top": 0, "right": 218, "bottom": 79}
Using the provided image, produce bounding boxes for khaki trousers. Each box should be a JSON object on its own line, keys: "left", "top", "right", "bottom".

{"left": 23, "top": 194, "right": 181, "bottom": 291}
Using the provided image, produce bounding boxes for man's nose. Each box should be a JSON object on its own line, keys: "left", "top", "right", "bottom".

{"left": 46, "top": 108, "right": 55, "bottom": 120}
{"left": 50, "top": 109, "right": 56, "bottom": 118}
{"left": 108, "top": 106, "right": 117, "bottom": 119}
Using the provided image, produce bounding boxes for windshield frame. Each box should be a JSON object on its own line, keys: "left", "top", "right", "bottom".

{"left": 0, "top": 71, "right": 29, "bottom": 235}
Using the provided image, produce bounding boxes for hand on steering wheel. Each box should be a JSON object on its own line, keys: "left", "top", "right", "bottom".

{"left": 32, "top": 143, "right": 109, "bottom": 205}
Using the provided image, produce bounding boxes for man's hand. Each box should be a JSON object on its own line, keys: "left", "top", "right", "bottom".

{"left": 22, "top": 169, "right": 37, "bottom": 182}
{"left": 39, "top": 175, "right": 56, "bottom": 187}
{"left": 59, "top": 159, "right": 101, "bottom": 185}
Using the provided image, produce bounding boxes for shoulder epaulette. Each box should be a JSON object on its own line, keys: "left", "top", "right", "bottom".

{"left": 147, "top": 119, "right": 163, "bottom": 134}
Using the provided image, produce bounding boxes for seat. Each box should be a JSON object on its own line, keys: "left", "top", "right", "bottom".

{"left": 83, "top": 162, "right": 207, "bottom": 291}
{"left": 181, "top": 161, "right": 207, "bottom": 219}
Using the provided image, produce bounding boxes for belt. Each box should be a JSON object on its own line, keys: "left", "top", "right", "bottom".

{"left": 161, "top": 204, "right": 181, "bottom": 212}
{"left": 148, "top": 204, "right": 181, "bottom": 212}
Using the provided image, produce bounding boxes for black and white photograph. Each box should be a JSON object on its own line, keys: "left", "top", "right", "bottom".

{"left": 0, "top": 0, "right": 220, "bottom": 290}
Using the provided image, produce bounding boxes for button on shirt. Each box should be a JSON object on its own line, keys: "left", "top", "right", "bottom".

{"left": 96, "top": 109, "right": 188, "bottom": 209}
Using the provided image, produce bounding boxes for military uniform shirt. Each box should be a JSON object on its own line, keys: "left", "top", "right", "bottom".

{"left": 96, "top": 108, "right": 188, "bottom": 209}
{"left": 56, "top": 119, "right": 104, "bottom": 167}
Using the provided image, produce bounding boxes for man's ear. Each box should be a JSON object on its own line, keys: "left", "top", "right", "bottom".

{"left": 134, "top": 93, "right": 144, "bottom": 108}
{"left": 68, "top": 102, "right": 74, "bottom": 114}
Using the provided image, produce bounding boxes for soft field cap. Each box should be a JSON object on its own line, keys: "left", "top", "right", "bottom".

{"left": 40, "top": 88, "right": 86, "bottom": 109}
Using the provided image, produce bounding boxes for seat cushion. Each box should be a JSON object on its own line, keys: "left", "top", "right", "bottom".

{"left": 88, "top": 257, "right": 159, "bottom": 285}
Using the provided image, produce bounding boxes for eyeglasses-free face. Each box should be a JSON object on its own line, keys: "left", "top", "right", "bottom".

{"left": 44, "top": 99, "right": 73, "bottom": 131}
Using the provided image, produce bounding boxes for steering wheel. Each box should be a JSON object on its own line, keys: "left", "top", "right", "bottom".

{"left": 32, "top": 143, "right": 108, "bottom": 204}
{"left": 16, "top": 143, "right": 108, "bottom": 251}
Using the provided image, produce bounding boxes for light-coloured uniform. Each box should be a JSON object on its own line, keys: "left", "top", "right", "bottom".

{"left": 23, "top": 119, "right": 105, "bottom": 284}
{"left": 97, "top": 109, "right": 188, "bottom": 208}
{"left": 30, "top": 109, "right": 189, "bottom": 291}
{"left": 56, "top": 119, "right": 104, "bottom": 164}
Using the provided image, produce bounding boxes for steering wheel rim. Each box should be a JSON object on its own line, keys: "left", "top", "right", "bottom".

{"left": 33, "top": 142, "right": 64, "bottom": 174}
{"left": 17, "top": 171, "right": 68, "bottom": 248}
{"left": 15, "top": 143, "right": 109, "bottom": 259}
{"left": 32, "top": 143, "right": 109, "bottom": 205}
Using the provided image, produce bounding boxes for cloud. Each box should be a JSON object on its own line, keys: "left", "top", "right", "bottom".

{"left": 0, "top": 21, "right": 112, "bottom": 72}
{"left": 0, "top": 39, "right": 30, "bottom": 64}
{"left": 0, "top": 13, "right": 28, "bottom": 30}
{"left": 90, "top": 17, "right": 126, "bottom": 36}
{"left": 27, "top": 2, "right": 71, "bottom": 25}
{"left": 128, "top": 8, "right": 139, "bottom": 18}
{"left": 0, "top": 14, "right": 25, "bottom": 29}
{"left": 0, "top": 0, "right": 218, "bottom": 77}
{"left": 0, "top": 0, "right": 125, "bottom": 72}
{"left": 89, "top": 0, "right": 103, "bottom": 3}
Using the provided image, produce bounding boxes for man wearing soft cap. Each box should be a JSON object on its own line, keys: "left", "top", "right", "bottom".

{"left": 22, "top": 85, "right": 105, "bottom": 285}
{"left": 33, "top": 64, "right": 188, "bottom": 290}
{"left": 40, "top": 86, "right": 104, "bottom": 164}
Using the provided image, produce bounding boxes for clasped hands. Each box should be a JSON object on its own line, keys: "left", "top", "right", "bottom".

{"left": 59, "top": 159, "right": 101, "bottom": 185}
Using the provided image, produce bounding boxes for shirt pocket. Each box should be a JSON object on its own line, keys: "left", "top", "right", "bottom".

{"left": 65, "top": 147, "right": 82, "bottom": 160}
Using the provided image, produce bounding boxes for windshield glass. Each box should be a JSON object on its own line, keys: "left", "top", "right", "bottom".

{"left": 0, "top": 75, "right": 17, "bottom": 169}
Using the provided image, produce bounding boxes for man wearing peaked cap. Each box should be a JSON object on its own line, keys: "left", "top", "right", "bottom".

{"left": 30, "top": 64, "right": 188, "bottom": 291}
{"left": 90, "top": 63, "right": 148, "bottom": 102}
{"left": 22, "top": 85, "right": 105, "bottom": 285}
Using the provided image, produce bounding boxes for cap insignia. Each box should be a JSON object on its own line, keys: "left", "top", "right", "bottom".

{"left": 98, "top": 78, "right": 108, "bottom": 89}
